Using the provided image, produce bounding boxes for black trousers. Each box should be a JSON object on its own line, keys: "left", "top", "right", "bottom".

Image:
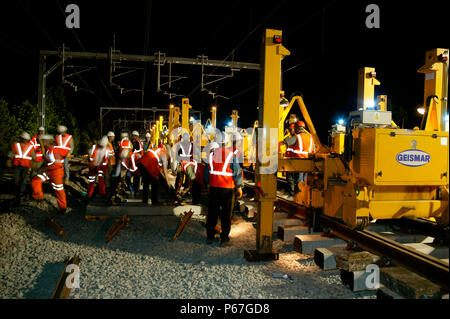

{"left": 14, "top": 166, "right": 29, "bottom": 196}
{"left": 192, "top": 181, "right": 202, "bottom": 205}
{"left": 286, "top": 172, "right": 300, "bottom": 196}
{"left": 139, "top": 164, "right": 173, "bottom": 205}
{"left": 207, "top": 187, "right": 235, "bottom": 241}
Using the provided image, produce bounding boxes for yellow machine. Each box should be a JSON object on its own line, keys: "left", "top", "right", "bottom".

{"left": 278, "top": 48, "right": 449, "bottom": 230}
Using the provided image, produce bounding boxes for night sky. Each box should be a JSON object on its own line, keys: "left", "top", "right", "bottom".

{"left": 0, "top": 0, "right": 448, "bottom": 141}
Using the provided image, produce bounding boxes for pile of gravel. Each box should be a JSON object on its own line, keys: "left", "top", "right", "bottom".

{"left": 0, "top": 181, "right": 377, "bottom": 299}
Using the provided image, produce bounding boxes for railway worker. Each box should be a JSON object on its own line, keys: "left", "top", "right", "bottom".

{"left": 138, "top": 143, "right": 174, "bottom": 205}
{"left": 86, "top": 136, "right": 109, "bottom": 198}
{"left": 204, "top": 132, "right": 243, "bottom": 246}
{"left": 114, "top": 132, "right": 132, "bottom": 177}
{"left": 31, "top": 127, "right": 45, "bottom": 169}
{"left": 294, "top": 120, "right": 315, "bottom": 182}
{"left": 31, "top": 135, "right": 68, "bottom": 214}
{"left": 6, "top": 132, "right": 36, "bottom": 202}
{"left": 281, "top": 121, "right": 301, "bottom": 197}
{"left": 120, "top": 148, "right": 142, "bottom": 198}
{"left": 143, "top": 132, "right": 152, "bottom": 152}
{"left": 131, "top": 131, "right": 143, "bottom": 195}
{"left": 54, "top": 125, "right": 74, "bottom": 184}
{"left": 174, "top": 132, "right": 195, "bottom": 195}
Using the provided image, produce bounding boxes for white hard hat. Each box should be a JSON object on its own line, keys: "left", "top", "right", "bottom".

{"left": 99, "top": 136, "right": 108, "bottom": 147}
{"left": 57, "top": 125, "right": 67, "bottom": 133}
{"left": 20, "top": 132, "right": 31, "bottom": 141}
{"left": 132, "top": 130, "right": 139, "bottom": 136}
{"left": 38, "top": 126, "right": 45, "bottom": 132}
{"left": 145, "top": 132, "right": 151, "bottom": 138}
{"left": 40, "top": 134, "right": 53, "bottom": 141}
{"left": 121, "top": 132, "right": 129, "bottom": 138}
{"left": 107, "top": 131, "right": 115, "bottom": 137}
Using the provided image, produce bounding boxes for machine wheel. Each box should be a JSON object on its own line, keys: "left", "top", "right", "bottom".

{"left": 355, "top": 217, "right": 369, "bottom": 231}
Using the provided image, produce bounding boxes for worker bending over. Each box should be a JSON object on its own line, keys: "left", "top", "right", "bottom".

{"left": 204, "top": 132, "right": 243, "bottom": 246}
{"left": 54, "top": 125, "right": 74, "bottom": 184}
{"left": 87, "top": 136, "right": 109, "bottom": 198}
{"left": 31, "top": 135, "right": 68, "bottom": 214}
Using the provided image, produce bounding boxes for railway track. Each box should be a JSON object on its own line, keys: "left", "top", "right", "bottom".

{"left": 242, "top": 171, "right": 450, "bottom": 292}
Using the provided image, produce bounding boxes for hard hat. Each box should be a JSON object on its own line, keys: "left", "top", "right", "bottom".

{"left": 20, "top": 132, "right": 31, "bottom": 141}
{"left": 132, "top": 130, "right": 139, "bottom": 136}
{"left": 121, "top": 132, "right": 128, "bottom": 138}
{"left": 296, "top": 120, "right": 306, "bottom": 128}
{"left": 40, "top": 134, "right": 53, "bottom": 141}
{"left": 57, "top": 125, "right": 67, "bottom": 133}
{"left": 38, "top": 126, "right": 45, "bottom": 132}
{"left": 107, "top": 131, "right": 115, "bottom": 137}
{"left": 288, "top": 116, "right": 298, "bottom": 125}
{"left": 145, "top": 132, "right": 151, "bottom": 138}
{"left": 289, "top": 123, "right": 296, "bottom": 129}
{"left": 99, "top": 136, "right": 108, "bottom": 147}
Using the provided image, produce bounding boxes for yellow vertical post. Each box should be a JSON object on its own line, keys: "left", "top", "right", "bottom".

{"left": 182, "top": 98, "right": 192, "bottom": 131}
{"left": 357, "top": 67, "right": 380, "bottom": 110}
{"left": 231, "top": 110, "right": 239, "bottom": 130}
{"left": 168, "top": 104, "right": 174, "bottom": 133}
{"left": 377, "top": 95, "right": 387, "bottom": 111}
{"left": 211, "top": 106, "right": 217, "bottom": 128}
{"left": 244, "top": 29, "right": 290, "bottom": 261}
{"left": 417, "top": 48, "right": 449, "bottom": 131}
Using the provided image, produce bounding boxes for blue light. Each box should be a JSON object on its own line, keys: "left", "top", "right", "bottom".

{"left": 228, "top": 121, "right": 233, "bottom": 127}
{"left": 338, "top": 119, "right": 344, "bottom": 125}
{"left": 206, "top": 125, "right": 212, "bottom": 129}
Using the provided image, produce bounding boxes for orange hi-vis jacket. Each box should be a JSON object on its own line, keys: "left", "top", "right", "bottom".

{"left": 54, "top": 134, "right": 73, "bottom": 157}
{"left": 119, "top": 138, "right": 132, "bottom": 157}
{"left": 139, "top": 150, "right": 162, "bottom": 179}
{"left": 121, "top": 152, "right": 140, "bottom": 173}
{"left": 45, "top": 146, "right": 65, "bottom": 169}
{"left": 178, "top": 142, "right": 193, "bottom": 162}
{"left": 106, "top": 142, "right": 116, "bottom": 166}
{"left": 133, "top": 138, "right": 144, "bottom": 156}
{"left": 208, "top": 147, "right": 238, "bottom": 189}
{"left": 12, "top": 141, "right": 34, "bottom": 168}
{"left": 89, "top": 144, "right": 109, "bottom": 166}
{"left": 286, "top": 132, "right": 315, "bottom": 159}
{"left": 31, "top": 134, "right": 44, "bottom": 162}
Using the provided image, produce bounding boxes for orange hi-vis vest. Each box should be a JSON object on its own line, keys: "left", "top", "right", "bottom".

{"left": 54, "top": 134, "right": 72, "bottom": 157}
{"left": 147, "top": 147, "right": 166, "bottom": 167}
{"left": 179, "top": 142, "right": 193, "bottom": 162}
{"left": 119, "top": 138, "right": 132, "bottom": 157}
{"left": 286, "top": 133, "right": 315, "bottom": 159}
{"left": 12, "top": 142, "right": 34, "bottom": 168}
{"left": 182, "top": 160, "right": 197, "bottom": 174}
{"left": 106, "top": 142, "right": 116, "bottom": 165}
{"left": 133, "top": 139, "right": 144, "bottom": 156}
{"left": 208, "top": 147, "right": 238, "bottom": 189}
{"left": 140, "top": 150, "right": 161, "bottom": 179}
{"left": 31, "top": 134, "right": 43, "bottom": 162}
{"left": 45, "top": 146, "right": 65, "bottom": 169}
{"left": 89, "top": 144, "right": 109, "bottom": 166}
{"left": 121, "top": 153, "right": 139, "bottom": 173}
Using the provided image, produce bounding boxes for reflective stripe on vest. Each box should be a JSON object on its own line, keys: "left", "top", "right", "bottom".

{"left": 14, "top": 143, "right": 33, "bottom": 160}
{"left": 122, "top": 154, "right": 138, "bottom": 172}
{"left": 148, "top": 148, "right": 163, "bottom": 167}
{"left": 208, "top": 150, "right": 234, "bottom": 177}
{"left": 183, "top": 160, "right": 198, "bottom": 174}
{"left": 179, "top": 143, "right": 192, "bottom": 161}
{"left": 55, "top": 134, "right": 72, "bottom": 151}
{"left": 46, "top": 150, "right": 64, "bottom": 166}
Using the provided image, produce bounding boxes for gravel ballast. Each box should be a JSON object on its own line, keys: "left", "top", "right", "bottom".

{"left": 0, "top": 183, "right": 377, "bottom": 299}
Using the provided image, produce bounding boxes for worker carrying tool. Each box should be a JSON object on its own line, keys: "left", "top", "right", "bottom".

{"left": 31, "top": 127, "right": 45, "bottom": 168}
{"left": 86, "top": 136, "right": 109, "bottom": 198}
{"left": 54, "top": 125, "right": 74, "bottom": 184}
{"left": 31, "top": 135, "right": 68, "bottom": 214}
{"left": 204, "top": 132, "right": 243, "bottom": 246}
{"left": 6, "top": 131, "right": 36, "bottom": 203}
{"left": 138, "top": 143, "right": 174, "bottom": 205}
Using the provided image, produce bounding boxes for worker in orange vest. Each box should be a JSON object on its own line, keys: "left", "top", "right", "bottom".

{"left": 295, "top": 120, "right": 315, "bottom": 182}
{"left": 87, "top": 136, "right": 109, "bottom": 198}
{"left": 131, "top": 131, "right": 143, "bottom": 196}
{"left": 7, "top": 132, "right": 36, "bottom": 202}
{"left": 114, "top": 132, "right": 132, "bottom": 180}
{"left": 54, "top": 125, "right": 74, "bottom": 184}
{"left": 105, "top": 131, "right": 116, "bottom": 192}
{"left": 31, "top": 126, "right": 45, "bottom": 168}
{"left": 31, "top": 135, "right": 68, "bottom": 214}
{"left": 138, "top": 143, "right": 175, "bottom": 205}
{"left": 204, "top": 132, "right": 243, "bottom": 246}
{"left": 281, "top": 120, "right": 300, "bottom": 197}
{"left": 120, "top": 148, "right": 142, "bottom": 198}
